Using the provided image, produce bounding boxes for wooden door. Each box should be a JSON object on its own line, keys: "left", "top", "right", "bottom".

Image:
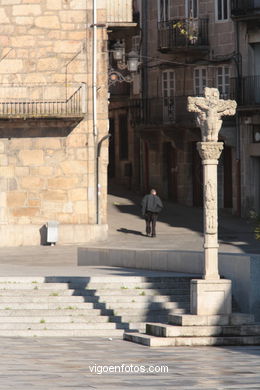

{"left": 164, "top": 142, "right": 178, "bottom": 201}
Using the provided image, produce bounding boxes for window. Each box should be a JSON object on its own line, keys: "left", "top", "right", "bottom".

{"left": 162, "top": 70, "right": 175, "bottom": 97}
{"left": 186, "top": 0, "right": 198, "bottom": 18}
{"left": 216, "top": 0, "right": 229, "bottom": 21}
{"left": 158, "top": 0, "right": 170, "bottom": 22}
{"left": 162, "top": 70, "right": 175, "bottom": 122}
{"left": 216, "top": 66, "right": 230, "bottom": 98}
{"left": 132, "top": 35, "right": 141, "bottom": 52}
{"left": 194, "top": 67, "right": 207, "bottom": 96}
{"left": 253, "top": 126, "right": 260, "bottom": 143}
{"left": 119, "top": 114, "right": 128, "bottom": 160}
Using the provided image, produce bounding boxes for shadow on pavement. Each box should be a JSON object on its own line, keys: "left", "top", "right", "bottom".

{"left": 108, "top": 183, "right": 260, "bottom": 254}
{"left": 117, "top": 228, "right": 146, "bottom": 236}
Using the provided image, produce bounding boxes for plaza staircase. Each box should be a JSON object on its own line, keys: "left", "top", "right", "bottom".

{"left": 124, "top": 312, "right": 260, "bottom": 347}
{"left": 0, "top": 276, "right": 192, "bottom": 337}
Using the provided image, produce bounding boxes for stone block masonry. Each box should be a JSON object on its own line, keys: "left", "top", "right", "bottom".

{"left": 0, "top": 1, "right": 110, "bottom": 245}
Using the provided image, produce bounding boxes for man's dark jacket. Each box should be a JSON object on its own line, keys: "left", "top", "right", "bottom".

{"left": 141, "top": 194, "right": 163, "bottom": 216}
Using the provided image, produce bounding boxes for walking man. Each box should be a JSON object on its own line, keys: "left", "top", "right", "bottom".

{"left": 141, "top": 189, "right": 163, "bottom": 237}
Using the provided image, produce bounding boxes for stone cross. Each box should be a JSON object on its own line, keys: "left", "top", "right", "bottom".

{"left": 188, "top": 87, "right": 237, "bottom": 142}
{"left": 188, "top": 88, "right": 237, "bottom": 280}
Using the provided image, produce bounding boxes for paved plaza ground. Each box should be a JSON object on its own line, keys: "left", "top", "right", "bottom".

{"left": 0, "top": 337, "right": 260, "bottom": 389}
{"left": 0, "top": 186, "right": 259, "bottom": 389}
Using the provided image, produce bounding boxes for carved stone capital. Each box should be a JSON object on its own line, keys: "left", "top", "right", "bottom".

{"left": 197, "top": 142, "right": 224, "bottom": 161}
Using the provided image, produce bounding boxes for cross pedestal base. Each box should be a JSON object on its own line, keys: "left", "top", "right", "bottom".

{"left": 190, "top": 279, "right": 232, "bottom": 316}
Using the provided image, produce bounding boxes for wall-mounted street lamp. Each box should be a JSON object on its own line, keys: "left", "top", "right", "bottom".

{"left": 109, "top": 40, "right": 140, "bottom": 85}
{"left": 112, "top": 40, "right": 125, "bottom": 62}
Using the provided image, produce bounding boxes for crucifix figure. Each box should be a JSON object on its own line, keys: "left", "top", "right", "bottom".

{"left": 188, "top": 87, "right": 237, "bottom": 142}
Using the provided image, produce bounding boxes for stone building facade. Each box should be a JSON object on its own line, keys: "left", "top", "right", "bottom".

{"left": 0, "top": 0, "right": 134, "bottom": 246}
{"left": 110, "top": 0, "right": 260, "bottom": 218}
{"left": 231, "top": 3, "right": 260, "bottom": 217}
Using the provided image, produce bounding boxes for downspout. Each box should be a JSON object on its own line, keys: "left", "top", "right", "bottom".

{"left": 97, "top": 135, "right": 111, "bottom": 225}
{"left": 235, "top": 20, "right": 242, "bottom": 216}
{"left": 140, "top": 0, "right": 148, "bottom": 193}
{"left": 92, "top": 0, "right": 99, "bottom": 224}
{"left": 93, "top": 0, "right": 97, "bottom": 139}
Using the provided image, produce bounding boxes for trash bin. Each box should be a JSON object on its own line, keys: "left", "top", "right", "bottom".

{"left": 46, "top": 221, "right": 59, "bottom": 246}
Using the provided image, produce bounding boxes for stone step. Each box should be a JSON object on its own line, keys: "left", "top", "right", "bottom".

{"left": 82, "top": 282, "right": 191, "bottom": 290}
{"left": 169, "top": 313, "right": 255, "bottom": 326}
{"left": 0, "top": 283, "right": 189, "bottom": 295}
{"left": 223, "top": 325, "right": 260, "bottom": 336}
{"left": 146, "top": 323, "right": 260, "bottom": 337}
{"left": 0, "top": 283, "right": 71, "bottom": 290}
{"left": 0, "top": 276, "right": 193, "bottom": 283}
{"left": 0, "top": 296, "right": 95, "bottom": 303}
{"left": 0, "top": 288, "right": 190, "bottom": 297}
{"left": 0, "top": 316, "right": 111, "bottom": 323}
{"left": 104, "top": 302, "right": 189, "bottom": 310}
{"left": 0, "top": 302, "right": 102, "bottom": 310}
{"left": 84, "top": 289, "right": 190, "bottom": 296}
{"left": 90, "top": 295, "right": 189, "bottom": 303}
{"left": 123, "top": 332, "right": 260, "bottom": 347}
{"left": 107, "top": 307, "right": 187, "bottom": 316}
{"left": 112, "top": 315, "right": 169, "bottom": 323}
{"left": 0, "top": 322, "right": 123, "bottom": 330}
{"left": 146, "top": 323, "right": 224, "bottom": 337}
{"left": 127, "top": 322, "right": 147, "bottom": 332}
{"left": 0, "top": 329, "right": 124, "bottom": 337}
{"left": 0, "top": 309, "right": 105, "bottom": 316}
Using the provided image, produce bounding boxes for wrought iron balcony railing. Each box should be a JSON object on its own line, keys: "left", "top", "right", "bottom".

{"left": 107, "top": 0, "right": 134, "bottom": 25}
{"left": 158, "top": 18, "right": 209, "bottom": 52}
{"left": 231, "top": 76, "right": 260, "bottom": 107}
{"left": 231, "top": 0, "right": 260, "bottom": 18}
{"left": 0, "top": 83, "right": 86, "bottom": 119}
{"left": 130, "top": 96, "right": 195, "bottom": 126}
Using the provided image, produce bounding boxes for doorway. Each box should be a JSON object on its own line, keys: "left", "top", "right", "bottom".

{"left": 108, "top": 118, "right": 115, "bottom": 178}
{"left": 223, "top": 145, "right": 233, "bottom": 208}
{"left": 163, "top": 142, "right": 178, "bottom": 201}
{"left": 192, "top": 142, "right": 203, "bottom": 207}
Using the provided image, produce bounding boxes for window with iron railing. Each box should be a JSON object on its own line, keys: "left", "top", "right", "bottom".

{"left": 158, "top": 18, "right": 209, "bottom": 51}
{"left": 231, "top": 75, "right": 260, "bottom": 105}
{"left": 231, "top": 0, "right": 260, "bottom": 16}
{"left": 0, "top": 83, "right": 86, "bottom": 119}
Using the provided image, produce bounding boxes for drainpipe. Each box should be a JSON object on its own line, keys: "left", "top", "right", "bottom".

{"left": 96, "top": 134, "right": 111, "bottom": 225}
{"left": 93, "top": 0, "right": 97, "bottom": 139}
{"left": 92, "top": 0, "right": 99, "bottom": 224}
{"left": 235, "top": 20, "right": 242, "bottom": 216}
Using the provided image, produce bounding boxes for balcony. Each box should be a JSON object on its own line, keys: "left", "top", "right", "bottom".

{"left": 130, "top": 96, "right": 195, "bottom": 127}
{"left": 158, "top": 18, "right": 209, "bottom": 53}
{"left": 231, "top": 76, "right": 260, "bottom": 109}
{"left": 231, "top": 0, "right": 260, "bottom": 20}
{"left": 107, "top": 0, "right": 135, "bottom": 27}
{"left": 0, "top": 83, "right": 86, "bottom": 119}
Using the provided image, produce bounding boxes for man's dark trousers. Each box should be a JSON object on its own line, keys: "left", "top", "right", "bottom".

{"left": 145, "top": 211, "right": 158, "bottom": 237}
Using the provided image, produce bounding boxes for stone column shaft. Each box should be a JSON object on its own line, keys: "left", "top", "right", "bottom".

{"left": 197, "top": 142, "right": 224, "bottom": 280}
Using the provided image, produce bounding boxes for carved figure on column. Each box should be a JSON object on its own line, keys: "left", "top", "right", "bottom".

{"left": 205, "top": 180, "right": 217, "bottom": 233}
{"left": 188, "top": 88, "right": 237, "bottom": 142}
